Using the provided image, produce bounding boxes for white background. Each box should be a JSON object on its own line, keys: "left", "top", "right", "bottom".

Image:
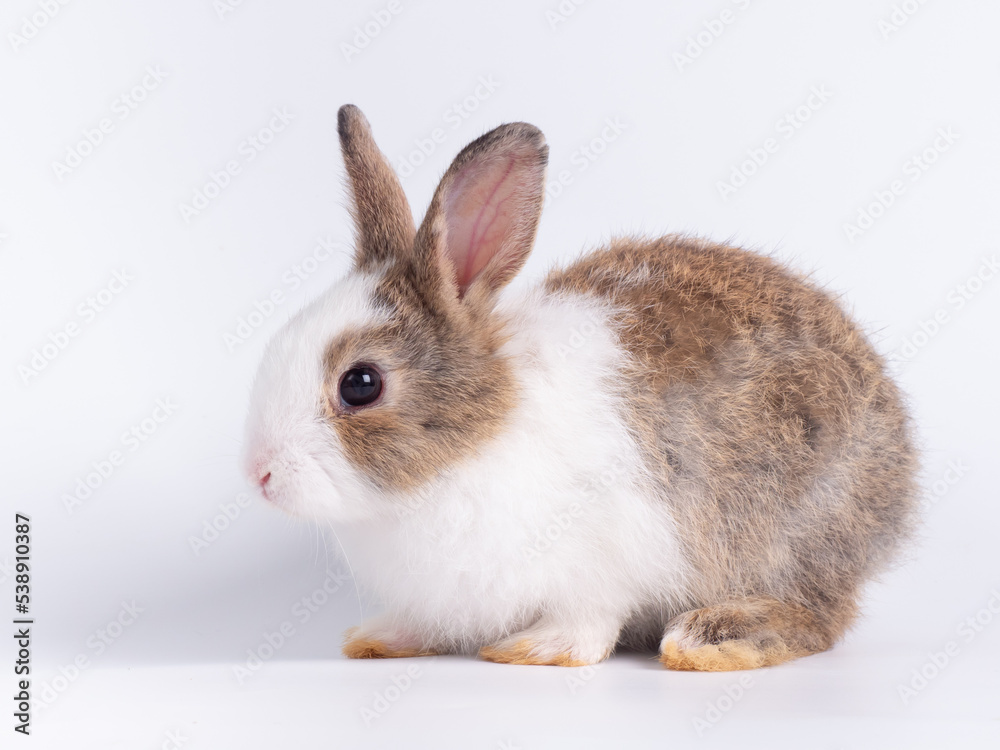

{"left": 2, "top": 0, "right": 998, "bottom": 748}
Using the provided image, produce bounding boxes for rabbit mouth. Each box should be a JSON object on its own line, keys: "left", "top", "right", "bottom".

{"left": 251, "top": 438, "right": 375, "bottom": 524}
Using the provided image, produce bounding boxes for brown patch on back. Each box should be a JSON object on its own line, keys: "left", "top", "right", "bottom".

{"left": 546, "top": 236, "right": 918, "bottom": 646}
{"left": 479, "top": 639, "right": 588, "bottom": 667}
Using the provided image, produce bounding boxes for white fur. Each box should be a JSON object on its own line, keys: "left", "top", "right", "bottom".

{"left": 244, "top": 272, "right": 388, "bottom": 522}
{"left": 245, "top": 278, "right": 696, "bottom": 661}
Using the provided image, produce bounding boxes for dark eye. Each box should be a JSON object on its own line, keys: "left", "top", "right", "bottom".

{"left": 339, "top": 365, "right": 383, "bottom": 408}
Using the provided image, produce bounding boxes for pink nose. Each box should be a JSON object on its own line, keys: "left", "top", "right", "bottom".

{"left": 259, "top": 471, "right": 271, "bottom": 488}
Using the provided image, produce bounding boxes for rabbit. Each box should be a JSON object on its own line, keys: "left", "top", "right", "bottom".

{"left": 242, "top": 104, "right": 918, "bottom": 671}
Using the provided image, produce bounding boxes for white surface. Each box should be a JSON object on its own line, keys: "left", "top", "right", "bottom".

{"left": 34, "top": 652, "right": 1000, "bottom": 749}
{"left": 2, "top": 0, "right": 999, "bottom": 746}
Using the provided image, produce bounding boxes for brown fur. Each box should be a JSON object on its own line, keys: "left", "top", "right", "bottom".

{"left": 479, "top": 639, "right": 588, "bottom": 667}
{"left": 547, "top": 237, "right": 918, "bottom": 668}
{"left": 322, "top": 289, "right": 515, "bottom": 492}
{"left": 660, "top": 598, "right": 832, "bottom": 670}
{"left": 337, "top": 105, "right": 415, "bottom": 270}
{"left": 342, "top": 627, "right": 436, "bottom": 659}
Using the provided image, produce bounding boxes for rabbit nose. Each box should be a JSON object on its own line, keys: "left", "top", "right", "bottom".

{"left": 259, "top": 471, "right": 272, "bottom": 488}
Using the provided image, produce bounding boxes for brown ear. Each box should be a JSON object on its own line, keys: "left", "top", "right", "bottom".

{"left": 337, "top": 105, "right": 416, "bottom": 270}
{"left": 414, "top": 122, "right": 548, "bottom": 309}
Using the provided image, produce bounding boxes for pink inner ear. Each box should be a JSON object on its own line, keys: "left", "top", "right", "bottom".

{"left": 442, "top": 156, "right": 523, "bottom": 293}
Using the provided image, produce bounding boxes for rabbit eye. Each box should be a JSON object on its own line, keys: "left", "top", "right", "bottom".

{"left": 339, "top": 365, "right": 383, "bottom": 408}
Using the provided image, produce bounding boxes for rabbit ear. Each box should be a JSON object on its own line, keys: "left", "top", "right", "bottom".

{"left": 414, "top": 122, "right": 548, "bottom": 308}
{"left": 337, "top": 105, "right": 416, "bottom": 270}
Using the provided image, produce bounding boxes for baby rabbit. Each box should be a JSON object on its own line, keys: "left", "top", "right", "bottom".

{"left": 243, "top": 105, "right": 917, "bottom": 670}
